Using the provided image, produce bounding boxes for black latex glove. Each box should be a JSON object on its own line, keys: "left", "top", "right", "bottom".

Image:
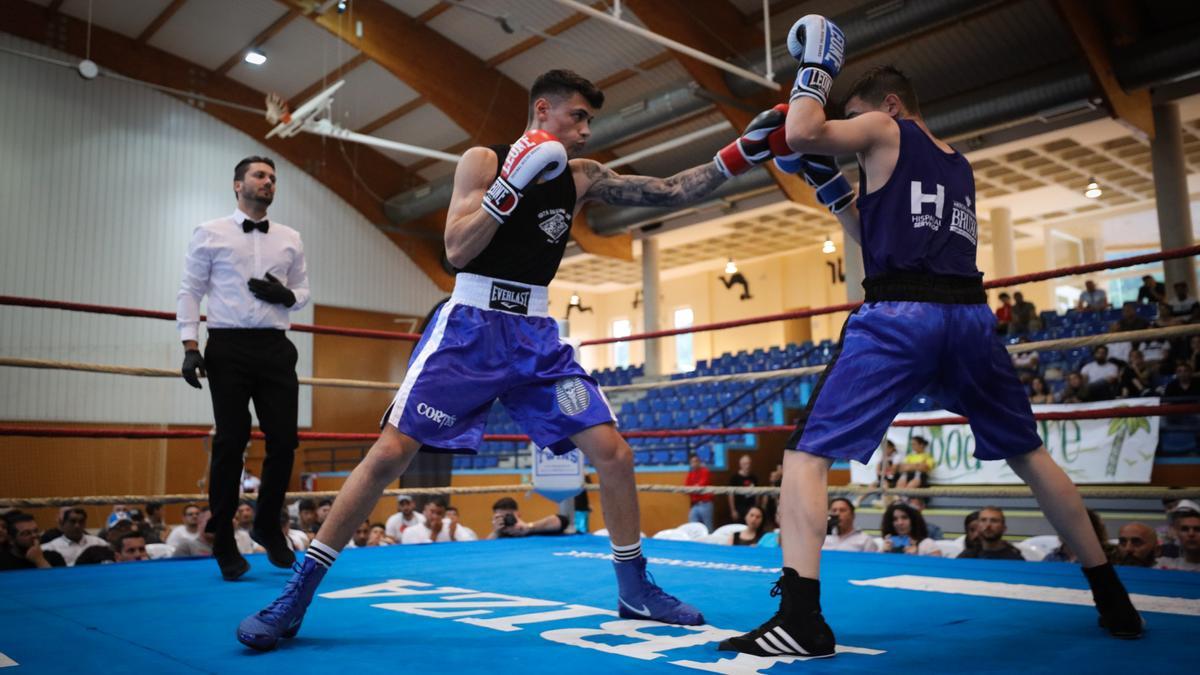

{"left": 248, "top": 272, "right": 296, "bottom": 307}
{"left": 181, "top": 349, "right": 206, "bottom": 389}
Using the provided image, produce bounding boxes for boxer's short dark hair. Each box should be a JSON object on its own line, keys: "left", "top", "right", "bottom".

{"left": 844, "top": 65, "right": 920, "bottom": 115}
{"left": 531, "top": 69, "right": 604, "bottom": 110}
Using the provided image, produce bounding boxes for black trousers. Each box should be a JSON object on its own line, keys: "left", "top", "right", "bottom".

{"left": 204, "top": 329, "right": 298, "bottom": 547}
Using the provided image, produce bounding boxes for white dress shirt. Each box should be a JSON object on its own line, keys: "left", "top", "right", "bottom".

{"left": 42, "top": 533, "right": 108, "bottom": 566}
{"left": 400, "top": 522, "right": 479, "bottom": 544}
{"left": 176, "top": 209, "right": 310, "bottom": 342}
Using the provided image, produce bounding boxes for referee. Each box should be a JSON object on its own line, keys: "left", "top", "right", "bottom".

{"left": 177, "top": 156, "right": 310, "bottom": 580}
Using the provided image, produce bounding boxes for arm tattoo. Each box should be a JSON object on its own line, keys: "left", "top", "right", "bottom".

{"left": 583, "top": 161, "right": 726, "bottom": 208}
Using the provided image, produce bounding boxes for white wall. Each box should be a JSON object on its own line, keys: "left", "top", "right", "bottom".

{"left": 0, "top": 35, "right": 445, "bottom": 425}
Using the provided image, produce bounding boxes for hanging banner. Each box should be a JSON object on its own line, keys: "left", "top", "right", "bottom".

{"left": 849, "top": 398, "right": 1162, "bottom": 485}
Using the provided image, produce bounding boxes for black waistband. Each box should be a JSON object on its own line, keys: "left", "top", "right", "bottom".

{"left": 863, "top": 273, "right": 986, "bottom": 304}
{"left": 207, "top": 328, "right": 286, "bottom": 338}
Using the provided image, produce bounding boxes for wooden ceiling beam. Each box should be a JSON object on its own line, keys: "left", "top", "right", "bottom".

{"left": 621, "top": 0, "right": 822, "bottom": 211}
{"left": 214, "top": 9, "right": 300, "bottom": 76}
{"left": 279, "top": 0, "right": 527, "bottom": 146}
{"left": 135, "top": 0, "right": 187, "bottom": 44}
{"left": 1054, "top": 0, "right": 1154, "bottom": 139}
{"left": 484, "top": 1, "right": 606, "bottom": 67}
{"left": 1, "top": 0, "right": 452, "bottom": 289}
{"left": 358, "top": 96, "right": 427, "bottom": 135}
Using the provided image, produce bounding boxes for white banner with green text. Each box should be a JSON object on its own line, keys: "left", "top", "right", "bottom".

{"left": 849, "top": 397, "right": 1161, "bottom": 484}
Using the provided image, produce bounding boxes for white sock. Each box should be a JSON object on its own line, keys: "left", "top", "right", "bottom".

{"left": 612, "top": 540, "right": 642, "bottom": 562}
{"left": 306, "top": 540, "right": 339, "bottom": 569}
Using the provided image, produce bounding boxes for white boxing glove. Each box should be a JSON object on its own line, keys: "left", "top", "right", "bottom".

{"left": 482, "top": 130, "right": 568, "bottom": 224}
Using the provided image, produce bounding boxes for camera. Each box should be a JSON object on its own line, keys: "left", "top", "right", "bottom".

{"left": 826, "top": 514, "right": 839, "bottom": 536}
{"left": 502, "top": 513, "right": 517, "bottom": 528}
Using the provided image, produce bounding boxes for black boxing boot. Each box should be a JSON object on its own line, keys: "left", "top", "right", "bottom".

{"left": 1083, "top": 562, "right": 1144, "bottom": 638}
{"left": 719, "top": 567, "right": 836, "bottom": 658}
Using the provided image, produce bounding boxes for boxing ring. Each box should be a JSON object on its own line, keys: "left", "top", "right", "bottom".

{"left": 0, "top": 536, "right": 1197, "bottom": 673}
{"left": 2, "top": 246, "right": 1200, "bottom": 672}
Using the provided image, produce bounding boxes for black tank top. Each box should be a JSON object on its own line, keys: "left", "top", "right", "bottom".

{"left": 460, "top": 144, "right": 577, "bottom": 286}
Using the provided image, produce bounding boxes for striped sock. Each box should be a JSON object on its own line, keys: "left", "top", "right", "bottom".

{"left": 611, "top": 540, "right": 642, "bottom": 563}
{"left": 306, "top": 540, "right": 339, "bottom": 569}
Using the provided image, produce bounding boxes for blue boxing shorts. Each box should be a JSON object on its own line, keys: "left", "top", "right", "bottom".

{"left": 787, "top": 301, "right": 1043, "bottom": 463}
{"left": 381, "top": 273, "right": 616, "bottom": 454}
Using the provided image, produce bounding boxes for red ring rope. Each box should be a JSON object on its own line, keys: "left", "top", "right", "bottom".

{"left": 1, "top": 244, "right": 1196, "bottom": 347}
{"left": 2, "top": 403, "right": 1195, "bottom": 442}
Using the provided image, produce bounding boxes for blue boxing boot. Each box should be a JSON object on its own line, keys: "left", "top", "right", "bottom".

{"left": 614, "top": 556, "right": 704, "bottom": 625}
{"left": 237, "top": 555, "right": 328, "bottom": 651}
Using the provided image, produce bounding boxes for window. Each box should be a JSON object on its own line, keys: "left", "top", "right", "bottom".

{"left": 674, "top": 307, "right": 694, "bottom": 373}
{"left": 612, "top": 319, "right": 631, "bottom": 368}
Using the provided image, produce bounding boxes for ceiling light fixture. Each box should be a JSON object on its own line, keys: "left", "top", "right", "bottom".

{"left": 725, "top": 258, "right": 738, "bottom": 275}
{"left": 1084, "top": 177, "right": 1102, "bottom": 199}
{"left": 244, "top": 49, "right": 267, "bottom": 66}
{"left": 822, "top": 235, "right": 836, "bottom": 254}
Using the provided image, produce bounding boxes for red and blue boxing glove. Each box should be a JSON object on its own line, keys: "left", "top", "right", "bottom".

{"left": 482, "top": 129, "right": 568, "bottom": 224}
{"left": 774, "top": 152, "right": 855, "bottom": 213}
{"left": 714, "top": 104, "right": 793, "bottom": 179}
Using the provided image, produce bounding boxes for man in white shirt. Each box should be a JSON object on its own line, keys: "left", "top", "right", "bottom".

{"left": 1157, "top": 509, "right": 1200, "bottom": 572}
{"left": 41, "top": 507, "right": 107, "bottom": 566}
{"left": 444, "top": 506, "right": 478, "bottom": 542}
{"left": 821, "top": 498, "right": 878, "bottom": 552}
{"left": 169, "top": 504, "right": 213, "bottom": 557}
{"left": 176, "top": 156, "right": 310, "bottom": 581}
{"left": 401, "top": 501, "right": 478, "bottom": 544}
{"left": 1076, "top": 279, "right": 1108, "bottom": 312}
{"left": 1167, "top": 281, "right": 1199, "bottom": 317}
{"left": 384, "top": 494, "right": 425, "bottom": 541}
{"left": 1080, "top": 346, "right": 1119, "bottom": 388}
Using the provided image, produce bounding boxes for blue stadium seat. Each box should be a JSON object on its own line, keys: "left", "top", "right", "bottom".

{"left": 634, "top": 450, "right": 651, "bottom": 465}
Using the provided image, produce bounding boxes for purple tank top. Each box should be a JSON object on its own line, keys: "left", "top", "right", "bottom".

{"left": 855, "top": 119, "right": 981, "bottom": 280}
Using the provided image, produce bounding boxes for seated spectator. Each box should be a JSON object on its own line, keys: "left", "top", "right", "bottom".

{"left": 1156, "top": 508, "right": 1200, "bottom": 572}
{"left": 731, "top": 506, "right": 767, "bottom": 546}
{"left": 962, "top": 510, "right": 982, "bottom": 552}
{"left": 876, "top": 439, "right": 900, "bottom": 489}
{"left": 279, "top": 508, "right": 309, "bottom": 552}
{"left": 1011, "top": 338, "right": 1039, "bottom": 384}
{"left": 1158, "top": 498, "right": 1197, "bottom": 558}
{"left": 1165, "top": 363, "right": 1200, "bottom": 401}
{"left": 367, "top": 522, "right": 395, "bottom": 546}
{"left": 166, "top": 503, "right": 206, "bottom": 551}
{"left": 957, "top": 507, "right": 1024, "bottom": 560}
{"left": 172, "top": 507, "right": 214, "bottom": 558}
{"left": 1136, "top": 275, "right": 1165, "bottom": 305}
{"left": 241, "top": 467, "right": 261, "bottom": 493}
{"left": 1008, "top": 291, "right": 1039, "bottom": 335}
{"left": 144, "top": 502, "right": 167, "bottom": 544}
{"left": 822, "top": 498, "right": 878, "bottom": 552}
{"left": 316, "top": 499, "right": 333, "bottom": 526}
{"left": 488, "top": 497, "right": 567, "bottom": 539}
{"left": 1029, "top": 376, "right": 1054, "bottom": 404}
{"left": 995, "top": 292, "right": 1013, "bottom": 333}
{"left": 41, "top": 507, "right": 107, "bottom": 566}
{"left": 1115, "top": 522, "right": 1158, "bottom": 567}
{"left": 1080, "top": 346, "right": 1119, "bottom": 400}
{"left": 295, "top": 498, "right": 320, "bottom": 535}
{"left": 1044, "top": 509, "right": 1115, "bottom": 563}
{"left": 113, "top": 531, "right": 149, "bottom": 563}
{"left": 74, "top": 545, "right": 115, "bottom": 565}
{"left": 727, "top": 454, "right": 758, "bottom": 526}
{"left": 1188, "top": 336, "right": 1200, "bottom": 373}
{"left": 1076, "top": 279, "right": 1108, "bottom": 312}
{"left": 1111, "top": 302, "right": 1150, "bottom": 333}
{"left": 1117, "top": 350, "right": 1151, "bottom": 398}
{"left": 445, "top": 506, "right": 478, "bottom": 541}
{"left": 1058, "top": 372, "right": 1086, "bottom": 403}
{"left": 879, "top": 503, "right": 941, "bottom": 556}
{"left": 1166, "top": 280, "right": 1199, "bottom": 318}
{"left": 384, "top": 494, "right": 425, "bottom": 542}
{"left": 235, "top": 500, "right": 255, "bottom": 533}
{"left": 344, "top": 520, "right": 371, "bottom": 549}
{"left": 684, "top": 453, "right": 714, "bottom": 533}
{"left": 403, "top": 500, "right": 478, "bottom": 543}
{"left": 895, "top": 436, "right": 933, "bottom": 490}
{"left": 0, "top": 513, "right": 52, "bottom": 570}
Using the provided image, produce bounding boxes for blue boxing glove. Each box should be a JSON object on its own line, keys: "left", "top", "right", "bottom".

{"left": 774, "top": 153, "right": 854, "bottom": 213}
{"left": 787, "top": 15, "right": 846, "bottom": 107}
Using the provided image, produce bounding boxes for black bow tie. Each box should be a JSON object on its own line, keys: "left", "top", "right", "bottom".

{"left": 242, "top": 219, "right": 269, "bottom": 234}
